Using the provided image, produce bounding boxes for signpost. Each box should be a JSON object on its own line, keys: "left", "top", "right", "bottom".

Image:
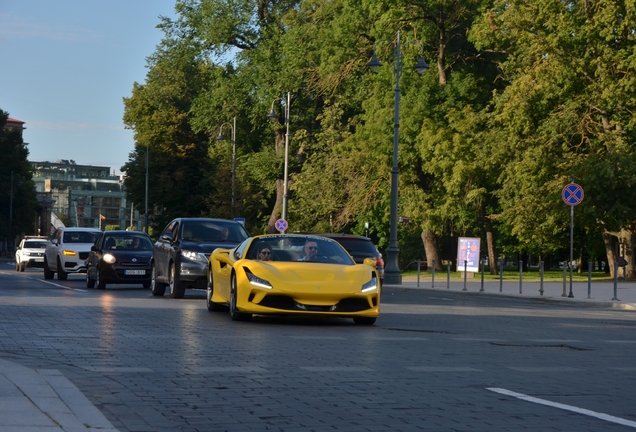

{"left": 562, "top": 180, "right": 584, "bottom": 298}
{"left": 275, "top": 218, "right": 288, "bottom": 234}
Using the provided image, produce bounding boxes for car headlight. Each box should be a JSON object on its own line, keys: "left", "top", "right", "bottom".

{"left": 181, "top": 250, "right": 207, "bottom": 262}
{"left": 361, "top": 276, "right": 378, "bottom": 292}
{"left": 103, "top": 253, "right": 116, "bottom": 264}
{"left": 245, "top": 269, "right": 272, "bottom": 289}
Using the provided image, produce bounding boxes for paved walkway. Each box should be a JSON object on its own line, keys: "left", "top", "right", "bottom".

{"left": 389, "top": 274, "right": 636, "bottom": 310}
{"left": 1, "top": 258, "right": 635, "bottom": 431}
{"left": 0, "top": 359, "right": 118, "bottom": 432}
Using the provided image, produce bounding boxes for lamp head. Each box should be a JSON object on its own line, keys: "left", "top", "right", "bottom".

{"left": 216, "top": 132, "right": 226, "bottom": 141}
{"left": 266, "top": 110, "right": 278, "bottom": 123}
{"left": 414, "top": 56, "right": 429, "bottom": 75}
{"left": 366, "top": 52, "right": 382, "bottom": 72}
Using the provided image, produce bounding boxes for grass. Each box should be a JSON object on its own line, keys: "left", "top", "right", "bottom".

{"left": 401, "top": 267, "right": 616, "bottom": 282}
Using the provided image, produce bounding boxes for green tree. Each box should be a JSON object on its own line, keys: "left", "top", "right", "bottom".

{"left": 471, "top": 0, "right": 636, "bottom": 276}
{"left": 0, "top": 110, "right": 39, "bottom": 249}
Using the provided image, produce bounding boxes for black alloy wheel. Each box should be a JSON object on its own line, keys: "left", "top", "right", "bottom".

{"left": 43, "top": 257, "right": 54, "bottom": 280}
{"left": 168, "top": 262, "right": 185, "bottom": 299}
{"left": 57, "top": 257, "right": 68, "bottom": 281}
{"left": 150, "top": 264, "right": 166, "bottom": 296}
{"left": 86, "top": 272, "right": 95, "bottom": 288}
{"left": 206, "top": 267, "right": 224, "bottom": 312}
{"left": 96, "top": 267, "right": 106, "bottom": 289}
{"left": 230, "top": 273, "right": 251, "bottom": 321}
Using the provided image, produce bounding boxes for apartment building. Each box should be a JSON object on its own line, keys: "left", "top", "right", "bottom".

{"left": 31, "top": 160, "right": 140, "bottom": 231}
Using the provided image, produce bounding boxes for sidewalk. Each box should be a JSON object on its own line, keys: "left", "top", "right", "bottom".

{"left": 0, "top": 359, "right": 118, "bottom": 432}
{"left": 387, "top": 274, "right": 636, "bottom": 310}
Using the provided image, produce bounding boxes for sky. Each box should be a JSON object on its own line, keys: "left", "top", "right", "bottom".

{"left": 0, "top": 0, "right": 178, "bottom": 174}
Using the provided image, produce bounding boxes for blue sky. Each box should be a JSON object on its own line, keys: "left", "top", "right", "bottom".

{"left": 0, "top": 0, "right": 178, "bottom": 174}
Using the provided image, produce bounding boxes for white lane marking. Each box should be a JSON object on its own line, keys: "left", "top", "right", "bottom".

{"left": 300, "top": 366, "right": 375, "bottom": 372}
{"left": 452, "top": 338, "right": 507, "bottom": 342}
{"left": 487, "top": 387, "right": 636, "bottom": 428}
{"left": 37, "top": 279, "right": 87, "bottom": 292}
{"left": 508, "top": 367, "right": 585, "bottom": 372}
{"left": 408, "top": 367, "right": 481, "bottom": 372}
{"left": 528, "top": 339, "right": 582, "bottom": 343}
{"left": 603, "top": 340, "right": 636, "bottom": 343}
{"left": 430, "top": 297, "right": 454, "bottom": 301}
{"left": 290, "top": 336, "right": 346, "bottom": 340}
{"left": 369, "top": 337, "right": 428, "bottom": 341}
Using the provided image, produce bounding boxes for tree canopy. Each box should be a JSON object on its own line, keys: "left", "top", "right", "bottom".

{"left": 122, "top": 0, "right": 636, "bottom": 274}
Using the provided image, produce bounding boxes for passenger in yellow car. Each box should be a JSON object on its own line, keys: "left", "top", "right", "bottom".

{"left": 257, "top": 245, "right": 273, "bottom": 261}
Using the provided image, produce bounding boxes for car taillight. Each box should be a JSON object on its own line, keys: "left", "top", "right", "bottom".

{"left": 376, "top": 256, "right": 384, "bottom": 266}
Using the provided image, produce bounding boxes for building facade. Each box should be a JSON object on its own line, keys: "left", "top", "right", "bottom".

{"left": 31, "top": 160, "right": 140, "bottom": 231}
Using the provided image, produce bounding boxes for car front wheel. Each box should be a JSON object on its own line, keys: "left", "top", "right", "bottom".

{"left": 206, "top": 267, "right": 224, "bottom": 312}
{"left": 43, "top": 257, "right": 54, "bottom": 280}
{"left": 86, "top": 272, "right": 95, "bottom": 288}
{"left": 57, "top": 257, "right": 68, "bottom": 281}
{"left": 96, "top": 268, "right": 106, "bottom": 289}
{"left": 168, "top": 262, "right": 185, "bottom": 299}
{"left": 150, "top": 264, "right": 166, "bottom": 296}
{"left": 230, "top": 274, "right": 251, "bottom": 321}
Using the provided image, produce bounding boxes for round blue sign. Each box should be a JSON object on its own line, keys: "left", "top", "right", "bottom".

{"left": 275, "top": 218, "right": 288, "bottom": 233}
{"left": 562, "top": 183, "right": 584, "bottom": 206}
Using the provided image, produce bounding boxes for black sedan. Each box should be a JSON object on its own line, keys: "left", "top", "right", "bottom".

{"left": 86, "top": 231, "right": 154, "bottom": 289}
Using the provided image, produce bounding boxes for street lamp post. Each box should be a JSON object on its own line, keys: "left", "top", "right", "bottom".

{"left": 217, "top": 117, "right": 237, "bottom": 217}
{"left": 267, "top": 92, "right": 291, "bottom": 221}
{"left": 367, "top": 30, "right": 429, "bottom": 285}
{"left": 144, "top": 147, "right": 149, "bottom": 233}
{"left": 9, "top": 171, "right": 16, "bottom": 252}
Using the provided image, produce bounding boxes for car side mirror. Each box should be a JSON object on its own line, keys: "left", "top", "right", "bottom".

{"left": 161, "top": 234, "right": 172, "bottom": 242}
{"left": 51, "top": 239, "right": 58, "bottom": 245}
{"left": 91, "top": 245, "right": 100, "bottom": 252}
{"left": 363, "top": 258, "right": 377, "bottom": 268}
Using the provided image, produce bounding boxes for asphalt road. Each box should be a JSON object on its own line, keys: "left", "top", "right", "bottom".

{"left": 1, "top": 264, "right": 636, "bottom": 431}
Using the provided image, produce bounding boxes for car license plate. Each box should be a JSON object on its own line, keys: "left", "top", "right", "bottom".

{"left": 124, "top": 270, "right": 145, "bottom": 275}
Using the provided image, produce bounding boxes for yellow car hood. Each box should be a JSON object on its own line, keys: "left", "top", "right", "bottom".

{"left": 238, "top": 260, "right": 375, "bottom": 292}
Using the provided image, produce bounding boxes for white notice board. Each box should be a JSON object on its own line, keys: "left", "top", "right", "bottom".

{"left": 457, "top": 237, "right": 481, "bottom": 273}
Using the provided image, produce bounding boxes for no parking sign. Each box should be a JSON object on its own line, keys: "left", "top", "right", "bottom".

{"left": 275, "top": 218, "right": 288, "bottom": 233}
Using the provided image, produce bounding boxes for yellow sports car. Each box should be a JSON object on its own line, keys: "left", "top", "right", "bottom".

{"left": 206, "top": 234, "right": 381, "bottom": 325}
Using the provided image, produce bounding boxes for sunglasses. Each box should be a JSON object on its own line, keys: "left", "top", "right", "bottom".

{"left": 307, "top": 246, "right": 318, "bottom": 250}
{"left": 260, "top": 251, "right": 272, "bottom": 255}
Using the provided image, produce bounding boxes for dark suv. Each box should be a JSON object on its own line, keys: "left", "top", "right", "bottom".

{"left": 306, "top": 233, "right": 384, "bottom": 281}
{"left": 151, "top": 218, "right": 249, "bottom": 298}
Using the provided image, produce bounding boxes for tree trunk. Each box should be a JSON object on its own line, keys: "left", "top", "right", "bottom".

{"left": 421, "top": 229, "right": 442, "bottom": 271}
{"left": 604, "top": 228, "right": 636, "bottom": 279}
{"left": 266, "top": 128, "right": 286, "bottom": 233}
{"left": 485, "top": 219, "right": 498, "bottom": 275}
{"left": 603, "top": 232, "right": 617, "bottom": 279}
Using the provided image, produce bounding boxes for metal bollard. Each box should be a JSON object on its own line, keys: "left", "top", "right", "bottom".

{"left": 499, "top": 259, "right": 504, "bottom": 292}
{"left": 431, "top": 259, "right": 435, "bottom": 289}
{"left": 539, "top": 261, "right": 544, "bottom": 296}
{"left": 519, "top": 260, "right": 523, "bottom": 294}
{"left": 417, "top": 259, "right": 421, "bottom": 287}
{"left": 612, "top": 261, "right": 620, "bottom": 301}
{"left": 447, "top": 261, "right": 450, "bottom": 289}
{"left": 562, "top": 265, "right": 567, "bottom": 297}
{"left": 587, "top": 261, "right": 592, "bottom": 299}
{"left": 480, "top": 259, "right": 485, "bottom": 292}
{"left": 463, "top": 260, "right": 468, "bottom": 291}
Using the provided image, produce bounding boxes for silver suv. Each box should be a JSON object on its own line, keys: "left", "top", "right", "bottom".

{"left": 15, "top": 236, "right": 49, "bottom": 272}
{"left": 44, "top": 227, "right": 102, "bottom": 280}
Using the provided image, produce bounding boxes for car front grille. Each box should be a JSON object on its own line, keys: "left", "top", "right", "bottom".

{"left": 257, "top": 295, "right": 373, "bottom": 312}
{"left": 79, "top": 252, "right": 89, "bottom": 260}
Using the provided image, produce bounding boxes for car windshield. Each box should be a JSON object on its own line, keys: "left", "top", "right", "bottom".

{"left": 24, "top": 241, "right": 48, "bottom": 249}
{"left": 103, "top": 234, "right": 153, "bottom": 251}
{"left": 181, "top": 221, "right": 248, "bottom": 243}
{"left": 335, "top": 238, "right": 378, "bottom": 255}
{"left": 246, "top": 236, "right": 355, "bottom": 265}
{"left": 63, "top": 231, "right": 99, "bottom": 244}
